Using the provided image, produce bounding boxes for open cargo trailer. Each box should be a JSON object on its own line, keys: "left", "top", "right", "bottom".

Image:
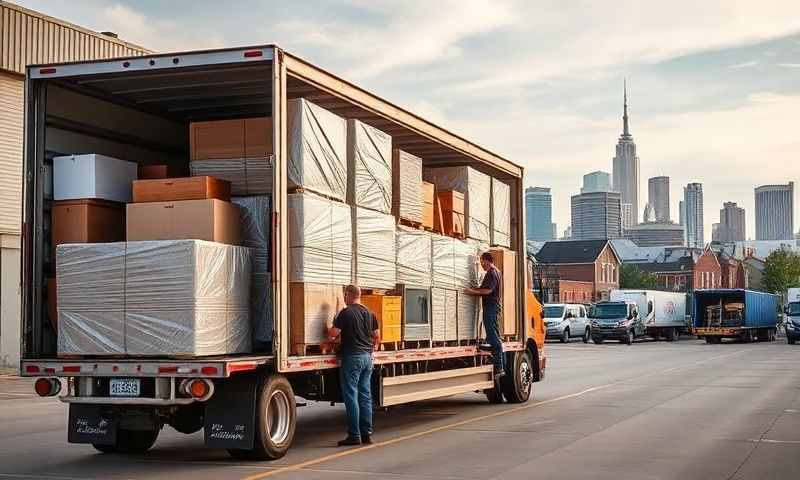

{"left": 19, "top": 46, "right": 545, "bottom": 459}
{"left": 692, "top": 289, "right": 778, "bottom": 343}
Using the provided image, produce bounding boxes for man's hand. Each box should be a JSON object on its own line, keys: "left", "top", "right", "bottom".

{"left": 465, "top": 287, "right": 491, "bottom": 296}
{"left": 328, "top": 325, "right": 341, "bottom": 343}
{"left": 372, "top": 329, "right": 381, "bottom": 350}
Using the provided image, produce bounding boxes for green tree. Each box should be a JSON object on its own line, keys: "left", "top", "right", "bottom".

{"left": 619, "top": 263, "right": 660, "bottom": 290}
{"left": 762, "top": 249, "right": 800, "bottom": 295}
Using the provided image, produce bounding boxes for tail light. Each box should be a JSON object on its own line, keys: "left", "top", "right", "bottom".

{"left": 34, "top": 378, "right": 61, "bottom": 397}
{"left": 180, "top": 378, "right": 214, "bottom": 401}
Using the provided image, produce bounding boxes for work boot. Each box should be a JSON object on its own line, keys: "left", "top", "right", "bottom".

{"left": 478, "top": 343, "right": 494, "bottom": 352}
{"left": 361, "top": 432, "right": 373, "bottom": 445}
{"left": 494, "top": 367, "right": 506, "bottom": 379}
{"left": 337, "top": 436, "right": 362, "bottom": 446}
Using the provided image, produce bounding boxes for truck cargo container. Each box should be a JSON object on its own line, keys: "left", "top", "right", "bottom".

{"left": 693, "top": 289, "right": 778, "bottom": 343}
{"left": 19, "top": 45, "right": 545, "bottom": 459}
{"left": 610, "top": 290, "right": 688, "bottom": 341}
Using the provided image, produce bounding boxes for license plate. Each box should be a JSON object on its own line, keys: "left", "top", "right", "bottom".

{"left": 110, "top": 378, "right": 140, "bottom": 397}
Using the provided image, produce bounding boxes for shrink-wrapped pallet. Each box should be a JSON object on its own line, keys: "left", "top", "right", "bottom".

{"left": 190, "top": 157, "right": 273, "bottom": 196}
{"left": 454, "top": 238, "right": 480, "bottom": 288}
{"left": 353, "top": 207, "right": 396, "bottom": 289}
{"left": 396, "top": 225, "right": 432, "bottom": 287}
{"left": 491, "top": 178, "right": 511, "bottom": 247}
{"left": 432, "top": 234, "right": 479, "bottom": 289}
{"left": 392, "top": 149, "right": 423, "bottom": 223}
{"left": 457, "top": 291, "right": 480, "bottom": 341}
{"left": 124, "top": 240, "right": 252, "bottom": 356}
{"left": 288, "top": 192, "right": 352, "bottom": 285}
{"left": 347, "top": 120, "right": 392, "bottom": 213}
{"left": 288, "top": 98, "right": 347, "bottom": 201}
{"left": 423, "top": 166, "right": 491, "bottom": 242}
{"left": 431, "top": 287, "right": 457, "bottom": 342}
{"left": 57, "top": 243, "right": 127, "bottom": 355}
{"left": 232, "top": 196, "right": 273, "bottom": 347}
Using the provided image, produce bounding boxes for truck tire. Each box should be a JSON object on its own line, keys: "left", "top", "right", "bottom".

{"left": 560, "top": 328, "right": 570, "bottom": 343}
{"left": 592, "top": 336, "right": 604, "bottom": 345}
{"left": 229, "top": 374, "right": 296, "bottom": 461}
{"left": 623, "top": 330, "right": 634, "bottom": 345}
{"left": 789, "top": 337, "right": 796, "bottom": 345}
{"left": 501, "top": 351, "right": 533, "bottom": 404}
{"left": 665, "top": 328, "right": 677, "bottom": 342}
{"left": 93, "top": 428, "right": 160, "bottom": 454}
{"left": 484, "top": 383, "right": 504, "bottom": 404}
{"left": 705, "top": 336, "right": 713, "bottom": 344}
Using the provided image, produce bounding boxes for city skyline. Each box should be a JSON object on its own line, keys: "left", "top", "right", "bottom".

{"left": 612, "top": 82, "right": 640, "bottom": 230}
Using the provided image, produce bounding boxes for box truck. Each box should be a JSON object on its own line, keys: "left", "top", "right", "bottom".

{"left": 19, "top": 46, "right": 546, "bottom": 459}
{"left": 610, "top": 290, "right": 688, "bottom": 341}
{"left": 693, "top": 289, "right": 778, "bottom": 343}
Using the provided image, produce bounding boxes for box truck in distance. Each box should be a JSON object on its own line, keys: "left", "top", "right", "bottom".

{"left": 610, "top": 290, "right": 688, "bottom": 341}
{"left": 693, "top": 289, "right": 778, "bottom": 343}
{"left": 20, "top": 46, "right": 546, "bottom": 460}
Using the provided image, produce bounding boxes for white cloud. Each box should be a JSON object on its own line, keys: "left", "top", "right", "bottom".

{"left": 777, "top": 62, "right": 800, "bottom": 68}
{"left": 727, "top": 60, "right": 759, "bottom": 69}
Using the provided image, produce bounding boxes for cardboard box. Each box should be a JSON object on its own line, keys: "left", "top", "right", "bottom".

{"left": 245, "top": 117, "right": 274, "bottom": 157}
{"left": 190, "top": 119, "right": 245, "bottom": 160}
{"left": 490, "top": 248, "right": 517, "bottom": 335}
{"left": 132, "top": 176, "right": 231, "bottom": 203}
{"left": 362, "top": 294, "right": 402, "bottom": 343}
{"left": 53, "top": 154, "right": 138, "bottom": 203}
{"left": 51, "top": 199, "right": 125, "bottom": 253}
{"left": 434, "top": 190, "right": 465, "bottom": 238}
{"left": 421, "top": 181, "right": 435, "bottom": 229}
{"left": 138, "top": 164, "right": 186, "bottom": 180}
{"left": 392, "top": 150, "right": 423, "bottom": 224}
{"left": 126, "top": 199, "right": 241, "bottom": 245}
{"left": 289, "top": 283, "right": 344, "bottom": 352}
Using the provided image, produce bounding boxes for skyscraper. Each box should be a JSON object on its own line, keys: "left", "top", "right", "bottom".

{"left": 581, "top": 171, "right": 612, "bottom": 193}
{"left": 525, "top": 187, "right": 554, "bottom": 241}
{"left": 713, "top": 202, "right": 746, "bottom": 242}
{"left": 571, "top": 191, "right": 622, "bottom": 240}
{"left": 684, "top": 183, "right": 704, "bottom": 248}
{"left": 648, "top": 176, "right": 670, "bottom": 223}
{"left": 612, "top": 81, "right": 640, "bottom": 230}
{"left": 755, "top": 182, "right": 794, "bottom": 240}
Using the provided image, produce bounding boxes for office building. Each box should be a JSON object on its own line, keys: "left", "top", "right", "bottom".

{"left": 551, "top": 223, "right": 557, "bottom": 240}
{"left": 648, "top": 176, "right": 670, "bottom": 222}
{"left": 621, "top": 203, "right": 634, "bottom": 231}
{"left": 755, "top": 182, "right": 794, "bottom": 240}
{"left": 624, "top": 223, "right": 685, "bottom": 247}
{"left": 612, "top": 82, "right": 640, "bottom": 229}
{"left": 713, "top": 202, "right": 746, "bottom": 243}
{"left": 525, "top": 187, "right": 554, "bottom": 241}
{"left": 571, "top": 191, "right": 622, "bottom": 240}
{"left": 684, "top": 183, "right": 705, "bottom": 248}
{"left": 582, "top": 171, "right": 612, "bottom": 193}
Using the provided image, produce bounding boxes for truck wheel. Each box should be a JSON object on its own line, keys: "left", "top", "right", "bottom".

{"left": 582, "top": 328, "right": 591, "bottom": 343}
{"left": 623, "top": 330, "right": 634, "bottom": 345}
{"left": 789, "top": 337, "right": 796, "bottom": 345}
{"left": 705, "top": 336, "right": 712, "bottom": 344}
{"left": 501, "top": 351, "right": 533, "bottom": 404}
{"left": 592, "top": 336, "right": 604, "bottom": 345}
{"left": 229, "top": 374, "right": 296, "bottom": 461}
{"left": 484, "top": 383, "right": 504, "bottom": 404}
{"left": 560, "top": 329, "right": 570, "bottom": 343}
{"left": 665, "top": 328, "right": 676, "bottom": 342}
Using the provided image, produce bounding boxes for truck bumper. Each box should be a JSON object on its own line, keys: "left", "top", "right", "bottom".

{"left": 694, "top": 327, "right": 739, "bottom": 337}
{"left": 592, "top": 327, "right": 628, "bottom": 339}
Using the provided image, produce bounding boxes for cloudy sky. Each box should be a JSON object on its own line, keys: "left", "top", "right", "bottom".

{"left": 16, "top": 0, "right": 800, "bottom": 240}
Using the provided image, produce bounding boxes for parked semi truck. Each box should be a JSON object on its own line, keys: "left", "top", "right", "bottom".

{"left": 19, "top": 46, "right": 546, "bottom": 459}
{"left": 693, "top": 289, "right": 778, "bottom": 343}
{"left": 610, "top": 290, "right": 688, "bottom": 341}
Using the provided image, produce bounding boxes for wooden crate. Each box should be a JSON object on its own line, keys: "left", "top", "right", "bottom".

{"left": 361, "top": 294, "right": 402, "bottom": 343}
{"left": 132, "top": 176, "right": 231, "bottom": 203}
{"left": 289, "top": 283, "right": 344, "bottom": 354}
{"left": 490, "top": 248, "right": 517, "bottom": 336}
{"left": 434, "top": 190, "right": 465, "bottom": 238}
{"left": 137, "top": 164, "right": 186, "bottom": 180}
{"left": 421, "top": 181, "right": 435, "bottom": 229}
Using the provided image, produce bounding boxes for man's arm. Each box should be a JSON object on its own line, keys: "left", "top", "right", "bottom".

{"left": 372, "top": 329, "right": 381, "bottom": 349}
{"left": 465, "top": 287, "right": 491, "bottom": 296}
{"left": 328, "top": 311, "right": 342, "bottom": 343}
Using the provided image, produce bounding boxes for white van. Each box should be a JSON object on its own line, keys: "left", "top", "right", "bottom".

{"left": 610, "top": 290, "right": 687, "bottom": 341}
{"left": 544, "top": 304, "right": 591, "bottom": 343}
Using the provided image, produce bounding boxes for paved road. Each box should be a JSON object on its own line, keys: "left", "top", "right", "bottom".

{"left": 1, "top": 339, "right": 798, "bottom": 480}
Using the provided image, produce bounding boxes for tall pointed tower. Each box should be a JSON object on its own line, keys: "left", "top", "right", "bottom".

{"left": 612, "top": 80, "right": 640, "bottom": 230}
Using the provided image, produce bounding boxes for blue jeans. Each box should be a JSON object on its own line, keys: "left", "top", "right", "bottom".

{"left": 340, "top": 352, "right": 374, "bottom": 438}
{"left": 483, "top": 303, "right": 505, "bottom": 371}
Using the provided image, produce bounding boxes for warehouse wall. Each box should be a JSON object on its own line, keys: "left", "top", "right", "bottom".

{"left": 0, "top": 235, "right": 20, "bottom": 369}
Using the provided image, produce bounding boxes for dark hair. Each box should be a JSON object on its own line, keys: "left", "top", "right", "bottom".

{"left": 481, "top": 252, "right": 494, "bottom": 263}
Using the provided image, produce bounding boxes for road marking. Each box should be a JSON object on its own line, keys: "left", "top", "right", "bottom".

{"left": 747, "top": 438, "right": 800, "bottom": 444}
{"left": 242, "top": 349, "right": 746, "bottom": 480}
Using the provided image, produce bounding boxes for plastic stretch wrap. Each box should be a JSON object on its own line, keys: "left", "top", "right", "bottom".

{"left": 423, "top": 166, "right": 491, "bottom": 242}
{"left": 190, "top": 157, "right": 273, "bottom": 196}
{"left": 454, "top": 238, "right": 480, "bottom": 288}
{"left": 57, "top": 243, "right": 126, "bottom": 355}
{"left": 457, "top": 291, "right": 481, "bottom": 340}
{"left": 287, "top": 98, "right": 347, "bottom": 201}
{"left": 347, "top": 120, "right": 392, "bottom": 213}
{"left": 431, "top": 287, "right": 457, "bottom": 341}
{"left": 432, "top": 234, "right": 479, "bottom": 288}
{"left": 353, "top": 207, "right": 396, "bottom": 289}
{"left": 232, "top": 196, "right": 273, "bottom": 347}
{"left": 124, "top": 240, "right": 252, "bottom": 356}
{"left": 491, "top": 178, "right": 511, "bottom": 247}
{"left": 288, "top": 192, "right": 352, "bottom": 285}
{"left": 392, "top": 150, "right": 423, "bottom": 223}
{"left": 467, "top": 239, "right": 491, "bottom": 286}
{"left": 396, "top": 225, "right": 432, "bottom": 287}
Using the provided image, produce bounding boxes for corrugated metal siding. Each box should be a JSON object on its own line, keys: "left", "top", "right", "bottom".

{"left": 1, "top": 2, "right": 150, "bottom": 75}
{"left": 0, "top": 72, "right": 23, "bottom": 234}
{"left": 743, "top": 290, "right": 778, "bottom": 328}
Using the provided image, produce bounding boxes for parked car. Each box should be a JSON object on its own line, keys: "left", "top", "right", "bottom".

{"left": 784, "top": 301, "right": 800, "bottom": 345}
{"left": 589, "top": 300, "right": 644, "bottom": 345}
{"left": 544, "top": 304, "right": 591, "bottom": 343}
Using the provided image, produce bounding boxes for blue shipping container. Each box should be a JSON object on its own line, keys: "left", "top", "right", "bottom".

{"left": 693, "top": 289, "right": 778, "bottom": 329}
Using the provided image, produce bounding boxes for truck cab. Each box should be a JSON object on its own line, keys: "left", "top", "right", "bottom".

{"left": 785, "top": 302, "right": 800, "bottom": 345}
{"left": 588, "top": 301, "right": 642, "bottom": 345}
{"left": 543, "top": 304, "right": 590, "bottom": 343}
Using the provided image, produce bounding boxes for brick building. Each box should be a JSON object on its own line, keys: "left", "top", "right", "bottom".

{"left": 636, "top": 247, "right": 722, "bottom": 292}
{"left": 534, "top": 239, "right": 620, "bottom": 302}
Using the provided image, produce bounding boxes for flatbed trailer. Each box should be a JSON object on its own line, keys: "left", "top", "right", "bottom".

{"left": 19, "top": 45, "right": 545, "bottom": 459}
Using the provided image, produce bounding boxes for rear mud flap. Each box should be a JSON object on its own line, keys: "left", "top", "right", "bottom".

{"left": 204, "top": 374, "right": 257, "bottom": 450}
{"left": 68, "top": 404, "right": 117, "bottom": 445}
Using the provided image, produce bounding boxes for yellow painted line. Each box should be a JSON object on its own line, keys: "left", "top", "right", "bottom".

{"left": 242, "top": 349, "right": 746, "bottom": 480}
